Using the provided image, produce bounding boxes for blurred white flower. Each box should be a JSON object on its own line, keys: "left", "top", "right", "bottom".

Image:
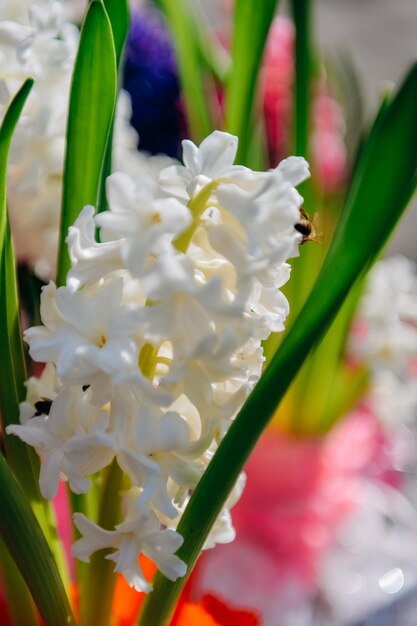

{"left": 0, "top": 0, "right": 152, "bottom": 279}
{"left": 350, "top": 256, "right": 417, "bottom": 426}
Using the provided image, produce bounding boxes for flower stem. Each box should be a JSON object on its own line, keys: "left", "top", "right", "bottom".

{"left": 174, "top": 181, "right": 220, "bottom": 254}
{"left": 290, "top": 0, "right": 312, "bottom": 158}
{"left": 79, "top": 460, "right": 124, "bottom": 626}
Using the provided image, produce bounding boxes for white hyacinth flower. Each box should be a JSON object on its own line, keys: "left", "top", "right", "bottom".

{"left": 72, "top": 490, "right": 186, "bottom": 593}
{"left": 96, "top": 172, "right": 191, "bottom": 279}
{"left": 25, "top": 278, "right": 140, "bottom": 389}
{"left": 7, "top": 387, "right": 114, "bottom": 499}
{"left": 8, "top": 129, "right": 309, "bottom": 591}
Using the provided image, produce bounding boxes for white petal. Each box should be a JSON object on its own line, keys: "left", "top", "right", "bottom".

{"left": 181, "top": 139, "right": 199, "bottom": 173}
{"left": 39, "top": 449, "right": 64, "bottom": 500}
{"left": 275, "top": 156, "right": 310, "bottom": 186}
{"left": 197, "top": 131, "right": 238, "bottom": 177}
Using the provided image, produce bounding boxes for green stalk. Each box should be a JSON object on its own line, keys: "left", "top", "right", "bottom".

{"left": 282, "top": 1, "right": 314, "bottom": 416}
{"left": 225, "top": 0, "right": 279, "bottom": 164}
{"left": 290, "top": 0, "right": 312, "bottom": 158}
{"left": 79, "top": 461, "right": 124, "bottom": 626}
{"left": 174, "top": 180, "right": 220, "bottom": 253}
{"left": 262, "top": 0, "right": 319, "bottom": 362}
{"left": 157, "top": 0, "right": 212, "bottom": 142}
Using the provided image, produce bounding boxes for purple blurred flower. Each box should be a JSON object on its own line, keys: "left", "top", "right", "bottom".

{"left": 123, "top": 8, "right": 182, "bottom": 158}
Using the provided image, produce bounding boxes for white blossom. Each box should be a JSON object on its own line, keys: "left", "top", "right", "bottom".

{"left": 96, "top": 172, "right": 191, "bottom": 279}
{"left": 0, "top": 1, "right": 154, "bottom": 279}
{"left": 8, "top": 129, "right": 308, "bottom": 591}
{"left": 25, "top": 279, "right": 139, "bottom": 381}
{"left": 72, "top": 490, "right": 186, "bottom": 593}
{"left": 350, "top": 256, "right": 417, "bottom": 426}
{"left": 7, "top": 387, "right": 114, "bottom": 499}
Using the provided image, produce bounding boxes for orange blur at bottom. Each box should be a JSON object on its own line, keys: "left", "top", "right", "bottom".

{"left": 111, "top": 556, "right": 260, "bottom": 626}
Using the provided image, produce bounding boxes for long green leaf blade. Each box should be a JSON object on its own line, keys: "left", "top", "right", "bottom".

{"left": 0, "top": 539, "right": 39, "bottom": 626}
{"left": 0, "top": 455, "right": 75, "bottom": 626}
{"left": 138, "top": 63, "right": 417, "bottom": 626}
{"left": 103, "top": 0, "right": 130, "bottom": 69}
{"left": 0, "top": 78, "right": 44, "bottom": 625}
{"left": 0, "top": 78, "right": 71, "bottom": 594}
{"left": 97, "top": 0, "right": 130, "bottom": 215}
{"left": 57, "top": 0, "right": 117, "bottom": 284}
{"left": 157, "top": 0, "right": 212, "bottom": 142}
{"left": 97, "top": 0, "right": 131, "bottom": 216}
{"left": 0, "top": 79, "right": 33, "bottom": 461}
{"left": 225, "top": 0, "right": 279, "bottom": 164}
{"left": 290, "top": 0, "right": 312, "bottom": 157}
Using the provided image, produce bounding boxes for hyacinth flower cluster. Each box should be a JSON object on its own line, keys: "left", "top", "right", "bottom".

{"left": 7, "top": 130, "right": 309, "bottom": 592}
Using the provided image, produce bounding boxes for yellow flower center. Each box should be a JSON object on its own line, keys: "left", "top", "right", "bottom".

{"left": 97, "top": 334, "right": 107, "bottom": 348}
{"left": 151, "top": 212, "right": 162, "bottom": 225}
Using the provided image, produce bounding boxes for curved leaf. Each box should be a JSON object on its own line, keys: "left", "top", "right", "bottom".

{"left": 0, "top": 78, "right": 42, "bottom": 626}
{"left": 0, "top": 79, "right": 33, "bottom": 461}
{"left": 97, "top": 0, "right": 131, "bottom": 214}
{"left": 0, "top": 77, "right": 71, "bottom": 610}
{"left": 57, "top": 0, "right": 117, "bottom": 284}
{"left": 104, "top": 0, "right": 130, "bottom": 69}
{"left": 0, "top": 455, "right": 75, "bottom": 626}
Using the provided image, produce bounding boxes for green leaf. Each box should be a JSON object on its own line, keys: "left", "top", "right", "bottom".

{"left": 97, "top": 0, "right": 130, "bottom": 214}
{"left": 0, "top": 79, "right": 33, "bottom": 469}
{"left": 290, "top": 0, "right": 312, "bottom": 157}
{"left": 103, "top": 0, "right": 130, "bottom": 69}
{"left": 225, "top": 0, "right": 279, "bottom": 164}
{"left": 0, "top": 83, "right": 41, "bottom": 608}
{"left": 0, "top": 455, "right": 75, "bottom": 626}
{"left": 138, "top": 62, "right": 417, "bottom": 626}
{"left": 0, "top": 79, "right": 71, "bottom": 593}
{"left": 156, "top": 0, "right": 213, "bottom": 142}
{"left": 57, "top": 0, "right": 117, "bottom": 285}
{"left": 0, "top": 539, "right": 39, "bottom": 626}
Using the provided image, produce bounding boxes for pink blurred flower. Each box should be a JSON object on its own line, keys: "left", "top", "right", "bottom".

{"left": 261, "top": 17, "right": 347, "bottom": 192}
{"left": 310, "top": 83, "right": 347, "bottom": 192}
{"left": 261, "top": 17, "right": 295, "bottom": 167}
{"left": 53, "top": 482, "right": 76, "bottom": 582}
{"left": 194, "top": 409, "right": 403, "bottom": 619}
